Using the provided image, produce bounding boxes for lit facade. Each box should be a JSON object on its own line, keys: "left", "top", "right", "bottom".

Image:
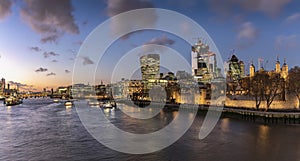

{"left": 0, "top": 78, "right": 5, "bottom": 96}
{"left": 226, "top": 55, "right": 245, "bottom": 82}
{"left": 140, "top": 54, "right": 160, "bottom": 81}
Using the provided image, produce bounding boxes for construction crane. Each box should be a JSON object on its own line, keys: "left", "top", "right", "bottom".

{"left": 191, "top": 39, "right": 218, "bottom": 78}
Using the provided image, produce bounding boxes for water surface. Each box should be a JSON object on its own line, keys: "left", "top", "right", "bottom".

{"left": 0, "top": 98, "right": 299, "bottom": 161}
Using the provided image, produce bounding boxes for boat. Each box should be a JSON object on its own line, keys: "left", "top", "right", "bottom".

{"left": 88, "top": 100, "right": 101, "bottom": 106}
{"left": 103, "top": 102, "right": 113, "bottom": 108}
{"left": 96, "top": 98, "right": 117, "bottom": 109}
{"left": 4, "top": 96, "right": 23, "bottom": 106}
{"left": 102, "top": 100, "right": 117, "bottom": 109}
{"left": 53, "top": 99, "right": 60, "bottom": 103}
{"left": 64, "top": 101, "right": 73, "bottom": 106}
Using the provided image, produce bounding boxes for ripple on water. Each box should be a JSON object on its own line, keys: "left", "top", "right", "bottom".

{"left": 0, "top": 98, "right": 299, "bottom": 160}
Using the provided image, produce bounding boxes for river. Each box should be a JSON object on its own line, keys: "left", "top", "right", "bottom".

{"left": 0, "top": 98, "right": 299, "bottom": 161}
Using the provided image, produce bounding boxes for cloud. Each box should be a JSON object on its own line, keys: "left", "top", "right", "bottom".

{"left": 68, "top": 49, "right": 76, "bottom": 54}
{"left": 43, "top": 51, "right": 59, "bottom": 58}
{"left": 138, "top": 34, "right": 175, "bottom": 54}
{"left": 140, "top": 34, "right": 175, "bottom": 54}
{"left": 0, "top": 0, "right": 12, "bottom": 21}
{"left": 46, "top": 72, "right": 56, "bottom": 76}
{"left": 65, "top": 69, "right": 71, "bottom": 73}
{"left": 20, "top": 0, "right": 79, "bottom": 43}
{"left": 51, "top": 60, "right": 58, "bottom": 63}
{"left": 209, "top": 0, "right": 291, "bottom": 18}
{"left": 106, "top": 0, "right": 157, "bottom": 39}
{"left": 166, "top": 0, "right": 197, "bottom": 7}
{"left": 81, "top": 56, "right": 94, "bottom": 65}
{"left": 236, "top": 22, "right": 259, "bottom": 48}
{"left": 82, "top": 20, "right": 88, "bottom": 26}
{"left": 29, "top": 46, "right": 42, "bottom": 52}
{"left": 107, "top": 0, "right": 154, "bottom": 16}
{"left": 35, "top": 67, "right": 48, "bottom": 72}
{"left": 144, "top": 34, "right": 175, "bottom": 45}
{"left": 275, "top": 35, "right": 299, "bottom": 50}
{"left": 41, "top": 35, "right": 59, "bottom": 44}
{"left": 73, "top": 40, "right": 83, "bottom": 46}
{"left": 237, "top": 22, "right": 258, "bottom": 40}
{"left": 285, "top": 13, "right": 300, "bottom": 23}
{"left": 7, "top": 81, "right": 35, "bottom": 91}
{"left": 8, "top": 81, "right": 27, "bottom": 87}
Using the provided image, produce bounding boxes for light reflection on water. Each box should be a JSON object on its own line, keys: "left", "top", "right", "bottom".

{"left": 0, "top": 98, "right": 299, "bottom": 160}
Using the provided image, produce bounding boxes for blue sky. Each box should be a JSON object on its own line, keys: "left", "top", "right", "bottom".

{"left": 0, "top": 0, "right": 300, "bottom": 90}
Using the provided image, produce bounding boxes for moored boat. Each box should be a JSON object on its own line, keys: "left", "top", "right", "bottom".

{"left": 102, "top": 100, "right": 117, "bottom": 109}
{"left": 4, "top": 96, "right": 23, "bottom": 106}
{"left": 88, "top": 100, "right": 101, "bottom": 106}
{"left": 64, "top": 100, "right": 73, "bottom": 106}
{"left": 53, "top": 99, "right": 60, "bottom": 103}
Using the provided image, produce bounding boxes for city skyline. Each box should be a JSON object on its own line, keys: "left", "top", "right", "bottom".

{"left": 1, "top": 0, "right": 300, "bottom": 90}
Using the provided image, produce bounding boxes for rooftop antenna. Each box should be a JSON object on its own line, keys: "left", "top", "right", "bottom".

{"left": 228, "top": 49, "right": 235, "bottom": 60}
{"left": 192, "top": 37, "right": 201, "bottom": 43}
{"left": 250, "top": 58, "right": 253, "bottom": 65}
{"left": 258, "top": 58, "right": 264, "bottom": 69}
{"left": 246, "top": 60, "right": 251, "bottom": 74}
{"left": 232, "top": 49, "right": 235, "bottom": 54}
{"left": 265, "top": 59, "right": 269, "bottom": 70}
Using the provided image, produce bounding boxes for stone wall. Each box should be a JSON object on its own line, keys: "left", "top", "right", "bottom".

{"left": 225, "top": 96, "right": 299, "bottom": 109}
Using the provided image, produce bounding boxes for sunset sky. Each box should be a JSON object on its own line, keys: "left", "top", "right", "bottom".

{"left": 0, "top": 0, "right": 300, "bottom": 91}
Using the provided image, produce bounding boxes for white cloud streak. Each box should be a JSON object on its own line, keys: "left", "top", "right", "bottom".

{"left": 285, "top": 13, "right": 300, "bottom": 23}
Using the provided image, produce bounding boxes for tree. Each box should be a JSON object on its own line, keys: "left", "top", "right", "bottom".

{"left": 288, "top": 66, "right": 300, "bottom": 108}
{"left": 262, "top": 72, "right": 283, "bottom": 110}
{"left": 250, "top": 71, "right": 283, "bottom": 110}
{"left": 240, "top": 77, "right": 250, "bottom": 96}
{"left": 250, "top": 72, "right": 264, "bottom": 109}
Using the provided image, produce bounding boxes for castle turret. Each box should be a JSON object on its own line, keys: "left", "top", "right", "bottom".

{"left": 276, "top": 56, "right": 281, "bottom": 73}
{"left": 250, "top": 63, "right": 255, "bottom": 77}
{"left": 281, "top": 58, "right": 288, "bottom": 80}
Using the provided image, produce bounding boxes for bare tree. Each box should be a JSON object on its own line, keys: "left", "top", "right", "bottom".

{"left": 250, "top": 72, "right": 264, "bottom": 109}
{"left": 249, "top": 71, "right": 283, "bottom": 110}
{"left": 262, "top": 72, "right": 283, "bottom": 110}
{"left": 288, "top": 66, "right": 300, "bottom": 108}
{"left": 240, "top": 77, "right": 250, "bottom": 96}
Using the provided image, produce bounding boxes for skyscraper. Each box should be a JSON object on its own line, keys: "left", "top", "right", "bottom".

{"left": 191, "top": 40, "right": 216, "bottom": 82}
{"left": 140, "top": 54, "right": 160, "bottom": 81}
{"left": 0, "top": 78, "right": 5, "bottom": 94}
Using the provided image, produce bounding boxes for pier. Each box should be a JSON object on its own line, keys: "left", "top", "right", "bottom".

{"left": 222, "top": 108, "right": 300, "bottom": 124}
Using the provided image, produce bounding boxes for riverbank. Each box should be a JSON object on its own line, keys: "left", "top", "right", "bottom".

{"left": 221, "top": 107, "right": 300, "bottom": 124}
{"left": 118, "top": 100, "right": 300, "bottom": 124}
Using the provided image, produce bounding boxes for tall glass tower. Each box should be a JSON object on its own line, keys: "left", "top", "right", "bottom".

{"left": 140, "top": 54, "right": 160, "bottom": 81}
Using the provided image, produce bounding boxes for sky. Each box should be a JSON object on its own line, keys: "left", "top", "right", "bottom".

{"left": 0, "top": 0, "right": 300, "bottom": 91}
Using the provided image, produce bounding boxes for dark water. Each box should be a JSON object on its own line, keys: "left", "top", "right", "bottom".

{"left": 0, "top": 98, "right": 299, "bottom": 161}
